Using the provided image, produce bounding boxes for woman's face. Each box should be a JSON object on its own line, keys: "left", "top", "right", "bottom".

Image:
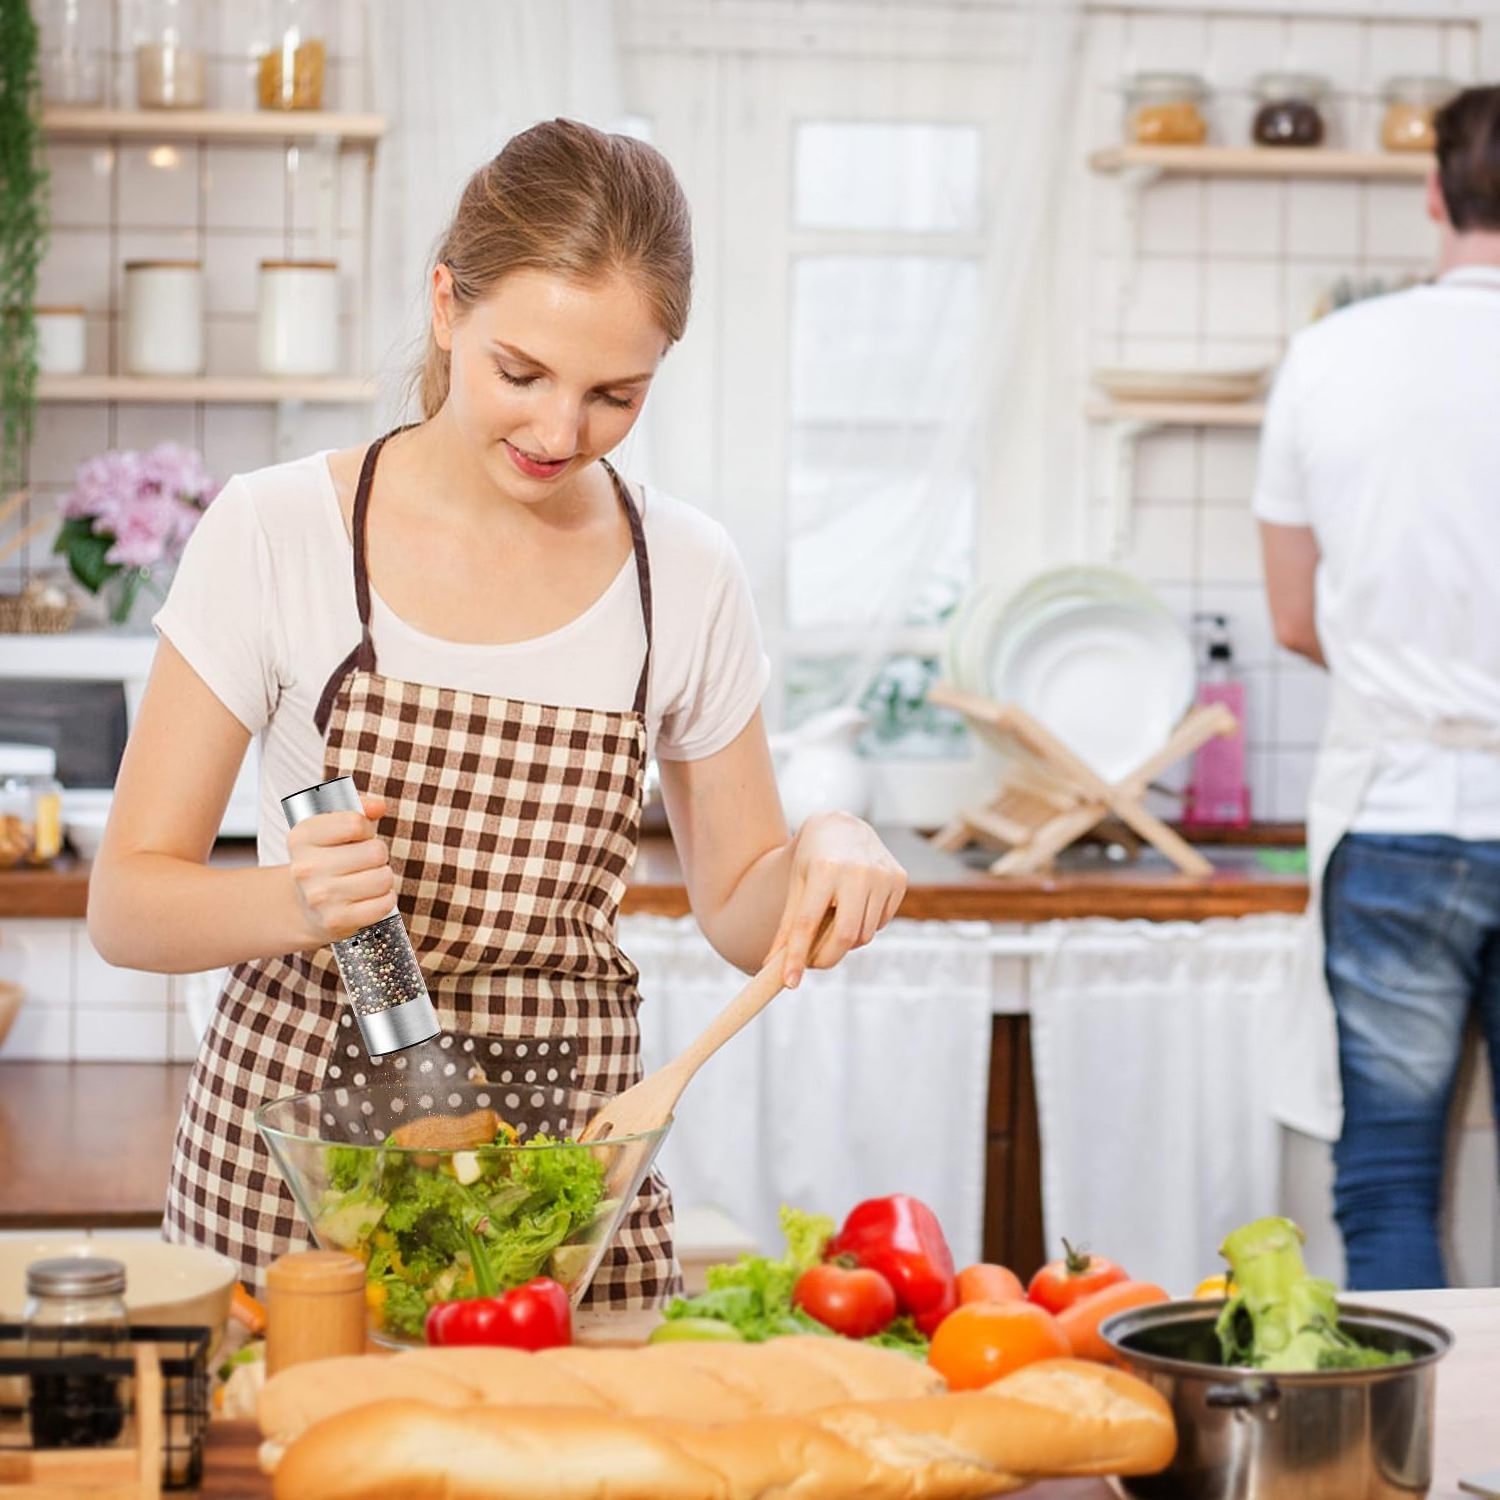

{"left": 433, "top": 264, "right": 669, "bottom": 503}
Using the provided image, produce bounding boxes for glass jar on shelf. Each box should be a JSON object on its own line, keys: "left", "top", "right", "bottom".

{"left": 1251, "top": 72, "right": 1329, "bottom": 148}
{"left": 38, "top": 0, "right": 107, "bottom": 107}
{"left": 1380, "top": 76, "right": 1458, "bottom": 153}
{"left": 23, "top": 1256, "right": 130, "bottom": 1450}
{"left": 1124, "top": 72, "right": 1210, "bottom": 146}
{"left": 257, "top": 0, "right": 328, "bottom": 111}
{"left": 135, "top": 0, "right": 206, "bottom": 109}
{"left": 0, "top": 744, "right": 64, "bottom": 868}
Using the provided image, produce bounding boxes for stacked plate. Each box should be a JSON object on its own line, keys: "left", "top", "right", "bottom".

{"left": 945, "top": 568, "right": 1196, "bottom": 784}
{"left": 1092, "top": 367, "right": 1270, "bottom": 404}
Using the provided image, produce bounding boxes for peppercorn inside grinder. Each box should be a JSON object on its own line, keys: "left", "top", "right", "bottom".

{"left": 281, "top": 775, "right": 440, "bottom": 1058}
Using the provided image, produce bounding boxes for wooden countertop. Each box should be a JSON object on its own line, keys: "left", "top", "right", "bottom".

{"left": 192, "top": 1289, "right": 1500, "bottom": 1499}
{"left": 0, "top": 826, "right": 1308, "bottom": 924}
{"left": 0, "top": 1060, "right": 192, "bottom": 1229}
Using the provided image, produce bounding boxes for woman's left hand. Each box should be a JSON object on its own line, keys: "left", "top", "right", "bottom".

{"left": 771, "top": 812, "right": 908, "bottom": 988}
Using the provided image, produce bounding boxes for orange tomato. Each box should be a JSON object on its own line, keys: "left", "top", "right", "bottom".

{"left": 1055, "top": 1280, "right": 1169, "bottom": 1365}
{"left": 956, "top": 1263, "right": 1026, "bottom": 1306}
{"left": 927, "top": 1300, "right": 1071, "bottom": 1390}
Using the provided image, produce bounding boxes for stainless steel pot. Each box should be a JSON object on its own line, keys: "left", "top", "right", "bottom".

{"left": 1101, "top": 1299, "right": 1454, "bottom": 1500}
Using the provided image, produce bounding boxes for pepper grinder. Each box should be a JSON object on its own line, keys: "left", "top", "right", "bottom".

{"left": 281, "top": 775, "right": 440, "bottom": 1057}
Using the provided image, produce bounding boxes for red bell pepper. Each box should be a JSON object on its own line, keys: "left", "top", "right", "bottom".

{"left": 828, "top": 1195, "right": 957, "bottom": 1336}
{"left": 424, "top": 1276, "right": 572, "bottom": 1350}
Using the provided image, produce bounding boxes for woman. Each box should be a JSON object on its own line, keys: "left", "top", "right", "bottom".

{"left": 88, "top": 120, "right": 906, "bottom": 1305}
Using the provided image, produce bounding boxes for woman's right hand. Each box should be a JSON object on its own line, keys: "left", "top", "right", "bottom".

{"left": 287, "top": 793, "right": 398, "bottom": 946}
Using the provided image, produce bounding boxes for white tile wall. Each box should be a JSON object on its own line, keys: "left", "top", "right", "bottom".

{"left": 0, "top": 919, "right": 213, "bottom": 1065}
{"left": 1085, "top": 3, "right": 1485, "bottom": 818}
{"left": 15, "top": 0, "right": 373, "bottom": 596}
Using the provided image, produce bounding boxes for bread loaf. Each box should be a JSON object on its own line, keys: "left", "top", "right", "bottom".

{"left": 270, "top": 1359, "right": 1176, "bottom": 1500}
{"left": 256, "top": 1336, "right": 944, "bottom": 1466}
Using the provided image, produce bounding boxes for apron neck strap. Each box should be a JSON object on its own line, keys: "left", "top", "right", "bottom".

{"left": 601, "top": 456, "right": 654, "bottom": 717}
{"left": 315, "top": 433, "right": 655, "bottom": 733}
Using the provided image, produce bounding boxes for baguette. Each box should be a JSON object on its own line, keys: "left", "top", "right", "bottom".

{"left": 271, "top": 1360, "right": 1176, "bottom": 1500}
{"left": 257, "top": 1337, "right": 944, "bottom": 1467}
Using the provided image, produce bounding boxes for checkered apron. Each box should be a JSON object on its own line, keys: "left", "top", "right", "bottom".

{"left": 164, "top": 430, "right": 679, "bottom": 1306}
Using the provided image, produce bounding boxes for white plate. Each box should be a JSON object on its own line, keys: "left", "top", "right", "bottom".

{"left": 990, "top": 599, "right": 1195, "bottom": 782}
{"left": 1092, "top": 366, "right": 1269, "bottom": 404}
{"left": 947, "top": 568, "right": 1158, "bottom": 705}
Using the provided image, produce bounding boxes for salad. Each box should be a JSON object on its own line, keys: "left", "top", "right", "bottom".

{"left": 312, "top": 1108, "right": 614, "bottom": 1339}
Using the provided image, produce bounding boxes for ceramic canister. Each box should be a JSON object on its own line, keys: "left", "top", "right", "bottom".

{"left": 257, "top": 260, "right": 340, "bottom": 376}
{"left": 34, "top": 306, "right": 87, "bottom": 375}
{"left": 123, "top": 261, "right": 204, "bottom": 376}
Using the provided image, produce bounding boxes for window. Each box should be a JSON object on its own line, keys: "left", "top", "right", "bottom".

{"left": 624, "top": 8, "right": 1028, "bottom": 810}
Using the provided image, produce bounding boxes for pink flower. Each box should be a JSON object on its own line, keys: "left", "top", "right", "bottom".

{"left": 60, "top": 444, "right": 219, "bottom": 571}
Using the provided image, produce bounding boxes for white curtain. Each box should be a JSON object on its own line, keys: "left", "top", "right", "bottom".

{"left": 1027, "top": 916, "right": 1302, "bottom": 1295}
{"left": 366, "top": 0, "right": 625, "bottom": 425}
{"left": 626, "top": 914, "right": 994, "bottom": 1265}
{"left": 774, "top": 0, "right": 1088, "bottom": 722}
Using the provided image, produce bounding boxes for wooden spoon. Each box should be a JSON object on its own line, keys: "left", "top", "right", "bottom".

{"left": 581, "top": 913, "right": 837, "bottom": 1145}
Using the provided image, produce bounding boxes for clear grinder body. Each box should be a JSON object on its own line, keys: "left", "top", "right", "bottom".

{"left": 280, "top": 775, "right": 440, "bottom": 1057}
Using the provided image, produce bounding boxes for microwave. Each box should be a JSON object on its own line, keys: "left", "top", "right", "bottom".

{"left": 0, "top": 630, "right": 259, "bottom": 837}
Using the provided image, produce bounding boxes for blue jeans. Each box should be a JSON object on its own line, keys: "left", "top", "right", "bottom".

{"left": 1324, "top": 832, "right": 1500, "bottom": 1291}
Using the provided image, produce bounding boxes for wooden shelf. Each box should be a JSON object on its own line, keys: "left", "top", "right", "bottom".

{"left": 1089, "top": 144, "right": 1432, "bottom": 179}
{"left": 42, "top": 107, "right": 385, "bottom": 147}
{"left": 36, "top": 374, "right": 377, "bottom": 404}
{"left": 1087, "top": 399, "right": 1265, "bottom": 427}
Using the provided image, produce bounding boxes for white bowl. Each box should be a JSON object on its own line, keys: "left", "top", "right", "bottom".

{"left": 0, "top": 1235, "right": 238, "bottom": 1344}
{"left": 64, "top": 810, "right": 109, "bottom": 861}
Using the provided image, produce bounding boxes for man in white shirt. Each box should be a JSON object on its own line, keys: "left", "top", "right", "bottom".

{"left": 1255, "top": 85, "right": 1500, "bottom": 1291}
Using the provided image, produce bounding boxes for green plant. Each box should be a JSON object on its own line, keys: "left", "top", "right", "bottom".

{"left": 0, "top": 0, "right": 50, "bottom": 497}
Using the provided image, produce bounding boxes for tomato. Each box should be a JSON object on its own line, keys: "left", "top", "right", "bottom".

{"left": 956, "top": 1263, "right": 1026, "bottom": 1306}
{"left": 424, "top": 1277, "right": 572, "bottom": 1349}
{"left": 1027, "top": 1240, "right": 1129, "bottom": 1315}
{"left": 648, "top": 1317, "right": 746, "bottom": 1343}
{"left": 828, "top": 1196, "right": 956, "bottom": 1331}
{"left": 1055, "top": 1281, "right": 1169, "bottom": 1365}
{"left": 793, "top": 1263, "right": 898, "bottom": 1339}
{"left": 1194, "top": 1274, "right": 1232, "bottom": 1299}
{"left": 926, "top": 1301, "right": 1071, "bottom": 1391}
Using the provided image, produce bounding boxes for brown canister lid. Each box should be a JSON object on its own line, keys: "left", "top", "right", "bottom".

{"left": 34, "top": 304, "right": 87, "bottom": 316}
{"left": 259, "top": 258, "right": 339, "bottom": 270}
{"left": 266, "top": 1249, "right": 366, "bottom": 1293}
{"left": 122, "top": 259, "right": 203, "bottom": 270}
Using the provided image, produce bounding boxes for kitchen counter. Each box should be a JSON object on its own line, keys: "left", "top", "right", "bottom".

{"left": 0, "top": 1061, "right": 192, "bottom": 1229}
{"left": 191, "top": 1289, "right": 1500, "bottom": 1499}
{"left": 0, "top": 826, "right": 1309, "bottom": 924}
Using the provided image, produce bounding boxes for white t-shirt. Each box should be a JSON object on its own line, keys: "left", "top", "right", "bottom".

{"left": 154, "top": 451, "right": 770, "bottom": 863}
{"left": 1252, "top": 266, "right": 1500, "bottom": 837}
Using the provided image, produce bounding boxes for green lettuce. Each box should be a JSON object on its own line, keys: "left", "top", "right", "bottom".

{"left": 1216, "top": 1217, "right": 1408, "bottom": 1372}
{"left": 316, "top": 1129, "right": 607, "bottom": 1340}
{"left": 664, "top": 1206, "right": 929, "bottom": 1357}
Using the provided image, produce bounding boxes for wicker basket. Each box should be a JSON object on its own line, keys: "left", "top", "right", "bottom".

{"left": 0, "top": 589, "right": 78, "bottom": 633}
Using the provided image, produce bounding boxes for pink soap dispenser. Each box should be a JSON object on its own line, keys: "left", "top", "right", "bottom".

{"left": 1184, "top": 613, "right": 1251, "bottom": 828}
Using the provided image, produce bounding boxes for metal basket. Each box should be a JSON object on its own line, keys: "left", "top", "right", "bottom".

{"left": 0, "top": 1322, "right": 211, "bottom": 1490}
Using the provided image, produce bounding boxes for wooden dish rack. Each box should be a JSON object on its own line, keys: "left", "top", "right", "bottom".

{"left": 0, "top": 1325, "right": 211, "bottom": 1498}
{"left": 927, "top": 683, "right": 1238, "bottom": 877}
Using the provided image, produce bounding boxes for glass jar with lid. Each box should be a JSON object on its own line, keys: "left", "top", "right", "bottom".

{"left": 257, "top": 0, "right": 328, "bottom": 111}
{"left": 1124, "top": 72, "right": 1209, "bottom": 146}
{"left": 1380, "top": 76, "right": 1458, "bottom": 153}
{"left": 1252, "top": 72, "right": 1329, "bottom": 148}
{"left": 0, "top": 743, "right": 63, "bottom": 868}
{"left": 23, "top": 1256, "right": 130, "bottom": 1449}
{"left": 135, "top": 0, "right": 206, "bottom": 109}
{"left": 38, "top": 0, "right": 108, "bottom": 106}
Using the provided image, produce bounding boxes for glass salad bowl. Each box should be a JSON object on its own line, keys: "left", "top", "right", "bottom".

{"left": 256, "top": 1077, "right": 669, "bottom": 1348}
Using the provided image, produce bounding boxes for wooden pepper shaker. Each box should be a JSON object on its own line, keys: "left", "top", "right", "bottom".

{"left": 265, "top": 1250, "right": 367, "bottom": 1375}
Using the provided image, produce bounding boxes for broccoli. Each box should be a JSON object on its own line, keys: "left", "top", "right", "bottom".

{"left": 1215, "top": 1216, "right": 1407, "bottom": 1372}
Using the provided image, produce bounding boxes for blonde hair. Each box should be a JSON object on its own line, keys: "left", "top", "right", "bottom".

{"left": 417, "top": 119, "right": 694, "bottom": 419}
